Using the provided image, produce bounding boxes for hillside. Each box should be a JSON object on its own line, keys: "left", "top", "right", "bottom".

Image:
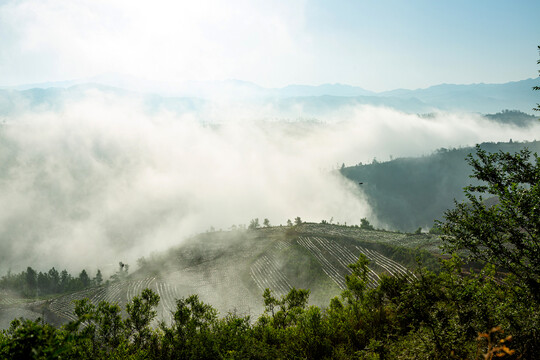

{"left": 340, "top": 140, "right": 540, "bottom": 231}
{"left": 0, "top": 224, "right": 440, "bottom": 328}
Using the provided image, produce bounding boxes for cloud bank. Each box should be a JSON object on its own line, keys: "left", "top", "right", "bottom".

{"left": 1, "top": 90, "right": 539, "bottom": 274}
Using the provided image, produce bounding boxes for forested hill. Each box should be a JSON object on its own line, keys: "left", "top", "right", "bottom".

{"left": 340, "top": 140, "right": 540, "bottom": 232}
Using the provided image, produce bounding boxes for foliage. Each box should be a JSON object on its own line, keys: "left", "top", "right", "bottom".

{"left": 534, "top": 45, "right": 540, "bottom": 112}
{"left": 341, "top": 140, "right": 540, "bottom": 231}
{"left": 0, "top": 266, "right": 102, "bottom": 297}
{"left": 440, "top": 145, "right": 540, "bottom": 301}
{"left": 248, "top": 218, "right": 260, "bottom": 230}
{"left": 484, "top": 109, "right": 537, "bottom": 127}
{"left": 360, "top": 217, "right": 375, "bottom": 230}
{"left": 2, "top": 253, "right": 538, "bottom": 359}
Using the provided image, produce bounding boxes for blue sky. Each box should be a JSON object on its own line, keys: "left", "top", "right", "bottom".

{"left": 0, "top": 0, "right": 538, "bottom": 91}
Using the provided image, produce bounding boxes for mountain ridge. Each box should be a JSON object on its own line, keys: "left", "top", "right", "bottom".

{"left": 1, "top": 74, "right": 537, "bottom": 113}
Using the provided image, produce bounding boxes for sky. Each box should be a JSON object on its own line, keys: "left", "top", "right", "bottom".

{"left": 0, "top": 0, "right": 539, "bottom": 91}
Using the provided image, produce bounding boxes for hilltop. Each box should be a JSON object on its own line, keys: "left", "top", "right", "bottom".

{"left": 0, "top": 223, "right": 440, "bottom": 328}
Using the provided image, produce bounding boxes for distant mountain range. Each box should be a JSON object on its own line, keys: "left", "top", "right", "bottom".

{"left": 1, "top": 74, "right": 538, "bottom": 114}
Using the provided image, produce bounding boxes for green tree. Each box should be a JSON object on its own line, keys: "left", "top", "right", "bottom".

{"left": 25, "top": 267, "right": 37, "bottom": 296}
{"left": 161, "top": 294, "right": 219, "bottom": 359}
{"left": 94, "top": 269, "right": 103, "bottom": 286}
{"left": 59, "top": 269, "right": 70, "bottom": 292}
{"left": 261, "top": 287, "right": 310, "bottom": 329}
{"left": 48, "top": 267, "right": 60, "bottom": 293}
{"left": 440, "top": 146, "right": 540, "bottom": 301}
{"left": 263, "top": 218, "right": 271, "bottom": 227}
{"left": 125, "top": 288, "right": 160, "bottom": 348}
{"left": 294, "top": 217, "right": 302, "bottom": 225}
{"left": 360, "top": 217, "right": 374, "bottom": 230}
{"left": 37, "top": 272, "right": 48, "bottom": 295}
{"left": 248, "top": 218, "right": 260, "bottom": 230}
{"left": 534, "top": 45, "right": 539, "bottom": 112}
{"left": 79, "top": 269, "right": 90, "bottom": 288}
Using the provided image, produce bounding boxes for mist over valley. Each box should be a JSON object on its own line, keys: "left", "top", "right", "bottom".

{"left": 0, "top": 76, "right": 537, "bottom": 281}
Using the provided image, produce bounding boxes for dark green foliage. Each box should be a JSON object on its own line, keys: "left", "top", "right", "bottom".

{"left": 534, "top": 45, "right": 540, "bottom": 112}
{"left": 360, "top": 217, "right": 374, "bottom": 230}
{"left": 2, "top": 258, "right": 539, "bottom": 359}
{"left": 125, "top": 288, "right": 160, "bottom": 348}
{"left": 261, "top": 287, "right": 310, "bottom": 329}
{"left": 161, "top": 294, "right": 219, "bottom": 359}
{"left": 440, "top": 146, "right": 540, "bottom": 301}
{"left": 0, "top": 266, "right": 95, "bottom": 297}
{"left": 0, "top": 318, "right": 69, "bottom": 359}
{"left": 78, "top": 269, "right": 90, "bottom": 288}
{"left": 484, "top": 109, "right": 537, "bottom": 127}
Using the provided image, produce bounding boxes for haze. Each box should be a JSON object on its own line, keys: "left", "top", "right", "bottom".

{"left": 1, "top": 90, "right": 539, "bottom": 274}
{"left": 1, "top": 0, "right": 539, "bottom": 91}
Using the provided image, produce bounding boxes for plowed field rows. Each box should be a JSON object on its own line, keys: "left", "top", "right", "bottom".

{"left": 356, "top": 246, "right": 416, "bottom": 281}
{"left": 297, "top": 236, "right": 415, "bottom": 289}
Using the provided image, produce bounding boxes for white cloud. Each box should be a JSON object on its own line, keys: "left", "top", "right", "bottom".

{"left": 0, "top": 91, "right": 372, "bottom": 274}
{"left": 0, "top": 0, "right": 308, "bottom": 86}
{"left": 2, "top": 89, "right": 539, "bottom": 275}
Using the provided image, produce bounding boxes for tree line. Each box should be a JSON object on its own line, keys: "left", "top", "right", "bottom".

{"left": 0, "top": 266, "right": 103, "bottom": 298}
{"left": 0, "top": 262, "right": 131, "bottom": 298}
{"left": 0, "top": 255, "right": 536, "bottom": 359}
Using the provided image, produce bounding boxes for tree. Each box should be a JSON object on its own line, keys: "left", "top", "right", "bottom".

{"left": 60, "top": 269, "right": 70, "bottom": 292}
{"left": 440, "top": 145, "right": 540, "bottom": 301}
{"left": 162, "top": 294, "right": 219, "bottom": 358}
{"left": 286, "top": 219, "right": 293, "bottom": 227}
{"left": 248, "top": 218, "right": 260, "bottom": 230}
{"left": 125, "top": 288, "right": 160, "bottom": 347}
{"left": 360, "top": 218, "right": 374, "bottom": 230}
{"left": 294, "top": 217, "right": 302, "bottom": 225}
{"left": 79, "top": 269, "right": 90, "bottom": 288}
{"left": 37, "top": 272, "right": 48, "bottom": 295}
{"left": 94, "top": 269, "right": 103, "bottom": 286}
{"left": 110, "top": 262, "right": 129, "bottom": 282}
{"left": 534, "top": 45, "right": 540, "bottom": 112}
{"left": 25, "top": 267, "right": 37, "bottom": 296}
{"left": 262, "top": 287, "right": 310, "bottom": 329}
{"left": 263, "top": 218, "right": 270, "bottom": 228}
{"left": 48, "top": 267, "right": 60, "bottom": 293}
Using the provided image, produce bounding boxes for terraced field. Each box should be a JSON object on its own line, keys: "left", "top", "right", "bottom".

{"left": 250, "top": 240, "right": 293, "bottom": 296}
{"left": 0, "top": 291, "right": 32, "bottom": 306}
{"left": 2, "top": 224, "right": 440, "bottom": 327}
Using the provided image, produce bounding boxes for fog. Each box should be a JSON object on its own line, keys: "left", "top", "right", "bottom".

{"left": 1, "top": 90, "right": 539, "bottom": 274}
